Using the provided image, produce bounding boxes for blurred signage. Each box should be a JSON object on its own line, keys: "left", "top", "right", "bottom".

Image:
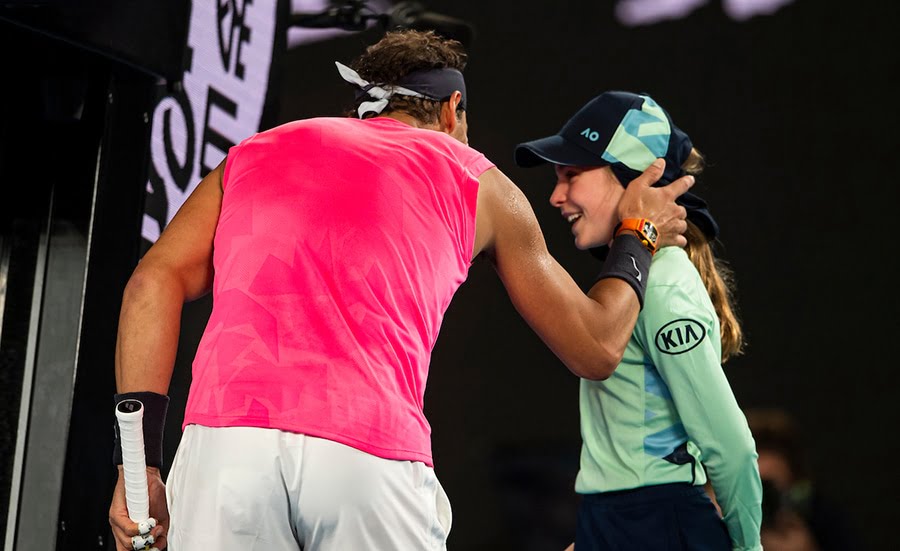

{"left": 142, "top": 0, "right": 278, "bottom": 243}
{"left": 141, "top": 0, "right": 386, "bottom": 244}
{"left": 616, "top": 0, "right": 795, "bottom": 26}
{"left": 287, "top": 0, "right": 390, "bottom": 48}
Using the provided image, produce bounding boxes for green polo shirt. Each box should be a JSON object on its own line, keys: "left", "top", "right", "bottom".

{"left": 576, "top": 246, "right": 762, "bottom": 551}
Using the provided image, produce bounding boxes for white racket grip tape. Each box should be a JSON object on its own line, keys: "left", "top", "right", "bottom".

{"left": 116, "top": 399, "right": 150, "bottom": 523}
{"left": 137, "top": 518, "right": 157, "bottom": 535}
{"left": 131, "top": 533, "right": 155, "bottom": 550}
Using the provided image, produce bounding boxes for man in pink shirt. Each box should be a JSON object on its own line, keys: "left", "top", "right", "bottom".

{"left": 108, "top": 30, "right": 693, "bottom": 551}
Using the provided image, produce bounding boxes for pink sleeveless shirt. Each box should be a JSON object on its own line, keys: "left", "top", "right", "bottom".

{"left": 183, "top": 117, "right": 494, "bottom": 466}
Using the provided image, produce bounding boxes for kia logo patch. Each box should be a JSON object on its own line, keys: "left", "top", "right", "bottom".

{"left": 654, "top": 318, "right": 706, "bottom": 355}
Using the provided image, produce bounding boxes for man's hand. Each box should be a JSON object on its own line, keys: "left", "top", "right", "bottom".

{"left": 109, "top": 466, "right": 168, "bottom": 550}
{"left": 616, "top": 159, "right": 694, "bottom": 249}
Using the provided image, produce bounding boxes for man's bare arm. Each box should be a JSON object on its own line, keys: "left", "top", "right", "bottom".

{"left": 472, "top": 161, "right": 692, "bottom": 380}
{"left": 115, "top": 161, "right": 224, "bottom": 393}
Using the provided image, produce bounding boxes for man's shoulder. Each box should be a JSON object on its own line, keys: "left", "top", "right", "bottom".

{"left": 263, "top": 116, "right": 349, "bottom": 134}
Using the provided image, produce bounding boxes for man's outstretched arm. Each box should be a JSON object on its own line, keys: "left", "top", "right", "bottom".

{"left": 473, "top": 159, "right": 692, "bottom": 380}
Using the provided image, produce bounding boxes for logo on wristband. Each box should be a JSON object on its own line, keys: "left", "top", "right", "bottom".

{"left": 654, "top": 318, "right": 706, "bottom": 354}
{"left": 630, "top": 256, "right": 642, "bottom": 282}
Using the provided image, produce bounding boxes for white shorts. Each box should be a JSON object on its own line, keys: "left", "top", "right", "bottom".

{"left": 166, "top": 425, "right": 452, "bottom": 550}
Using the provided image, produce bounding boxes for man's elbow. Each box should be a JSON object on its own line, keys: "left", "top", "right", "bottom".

{"left": 122, "top": 261, "right": 183, "bottom": 305}
{"left": 569, "top": 348, "right": 621, "bottom": 381}
{"left": 577, "top": 367, "right": 613, "bottom": 381}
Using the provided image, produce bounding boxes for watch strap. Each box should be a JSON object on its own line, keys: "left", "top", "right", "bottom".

{"left": 615, "top": 218, "right": 658, "bottom": 255}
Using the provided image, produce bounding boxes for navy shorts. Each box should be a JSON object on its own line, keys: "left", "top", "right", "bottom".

{"left": 575, "top": 483, "right": 730, "bottom": 550}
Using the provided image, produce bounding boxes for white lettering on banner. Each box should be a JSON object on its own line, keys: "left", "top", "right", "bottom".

{"left": 615, "top": 0, "right": 795, "bottom": 26}
{"left": 142, "top": 0, "right": 277, "bottom": 244}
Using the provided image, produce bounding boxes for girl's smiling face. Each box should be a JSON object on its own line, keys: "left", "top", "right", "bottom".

{"left": 550, "top": 165, "right": 624, "bottom": 250}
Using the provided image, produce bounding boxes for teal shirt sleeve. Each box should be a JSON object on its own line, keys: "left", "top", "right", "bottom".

{"left": 637, "top": 277, "right": 763, "bottom": 551}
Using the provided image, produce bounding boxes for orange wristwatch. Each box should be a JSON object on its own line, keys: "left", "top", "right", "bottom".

{"left": 615, "top": 218, "right": 659, "bottom": 255}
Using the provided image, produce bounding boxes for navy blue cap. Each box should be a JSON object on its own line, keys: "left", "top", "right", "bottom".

{"left": 515, "top": 91, "right": 719, "bottom": 240}
{"left": 515, "top": 91, "right": 691, "bottom": 185}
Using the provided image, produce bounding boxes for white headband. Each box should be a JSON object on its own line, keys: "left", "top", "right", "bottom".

{"left": 335, "top": 62, "right": 429, "bottom": 117}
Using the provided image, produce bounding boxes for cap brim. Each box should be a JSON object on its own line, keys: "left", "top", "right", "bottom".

{"left": 514, "top": 135, "right": 608, "bottom": 168}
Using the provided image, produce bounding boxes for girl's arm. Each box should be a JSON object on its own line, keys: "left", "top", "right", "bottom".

{"left": 637, "top": 278, "right": 762, "bottom": 551}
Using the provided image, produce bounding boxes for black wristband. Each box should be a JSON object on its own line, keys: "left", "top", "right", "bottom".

{"left": 113, "top": 391, "right": 169, "bottom": 469}
{"left": 595, "top": 233, "right": 652, "bottom": 308}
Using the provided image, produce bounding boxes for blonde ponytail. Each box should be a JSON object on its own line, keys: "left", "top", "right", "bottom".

{"left": 682, "top": 149, "right": 745, "bottom": 362}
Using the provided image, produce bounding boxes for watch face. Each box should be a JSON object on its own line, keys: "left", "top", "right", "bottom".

{"left": 642, "top": 221, "right": 658, "bottom": 243}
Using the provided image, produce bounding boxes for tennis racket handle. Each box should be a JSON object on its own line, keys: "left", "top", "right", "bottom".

{"left": 116, "top": 399, "right": 150, "bottom": 523}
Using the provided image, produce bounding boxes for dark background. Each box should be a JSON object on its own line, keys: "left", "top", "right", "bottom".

{"left": 2, "top": 0, "right": 898, "bottom": 549}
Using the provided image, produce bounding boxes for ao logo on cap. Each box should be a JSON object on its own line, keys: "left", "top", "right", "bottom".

{"left": 654, "top": 318, "right": 706, "bottom": 355}
{"left": 580, "top": 128, "right": 601, "bottom": 142}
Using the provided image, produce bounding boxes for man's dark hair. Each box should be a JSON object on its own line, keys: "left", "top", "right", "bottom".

{"left": 347, "top": 30, "right": 467, "bottom": 124}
